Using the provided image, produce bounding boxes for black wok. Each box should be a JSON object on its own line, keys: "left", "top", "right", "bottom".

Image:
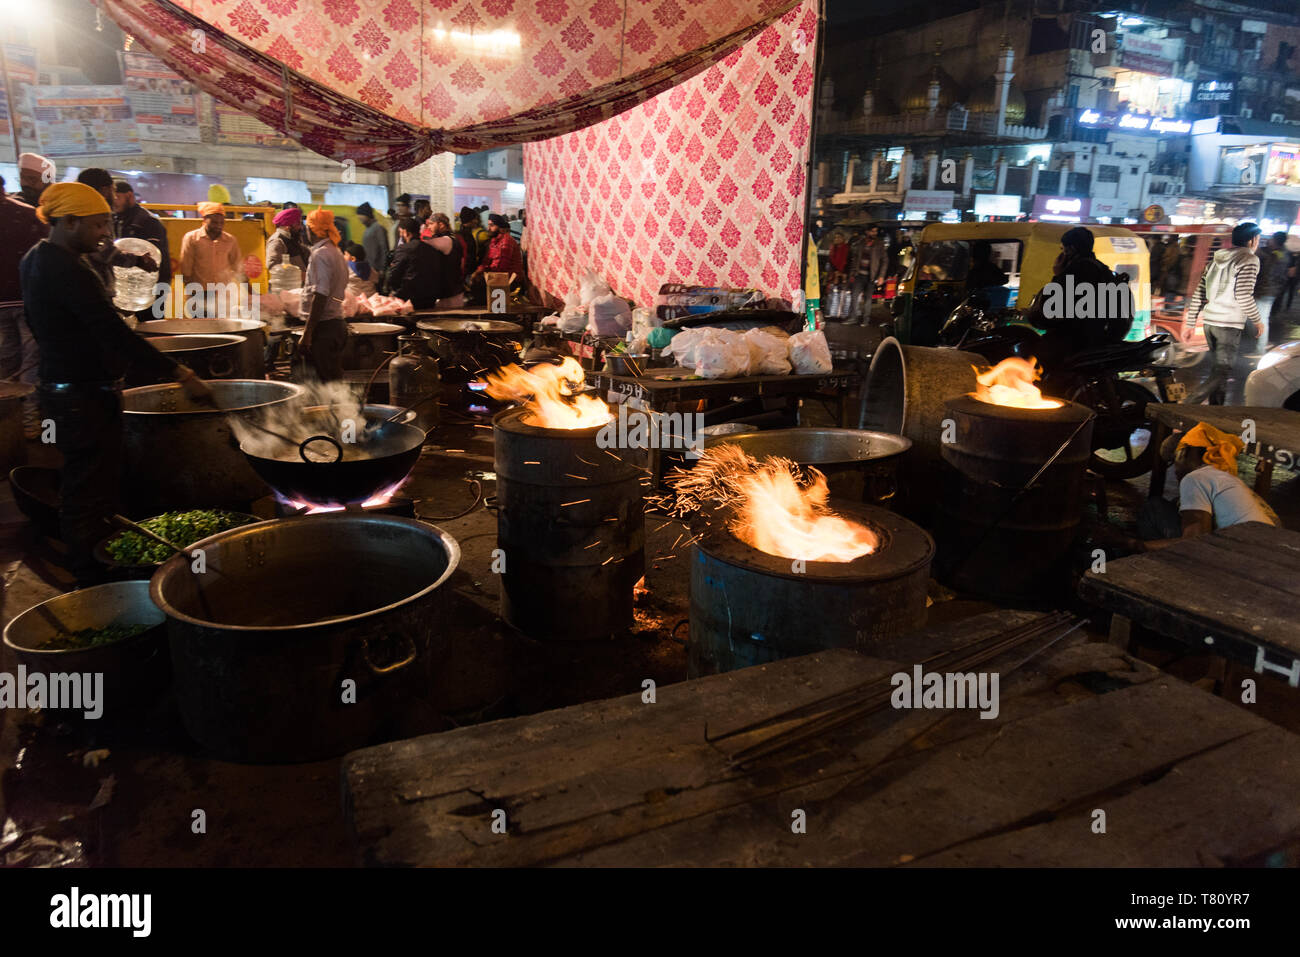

{"left": 239, "top": 405, "right": 426, "bottom": 505}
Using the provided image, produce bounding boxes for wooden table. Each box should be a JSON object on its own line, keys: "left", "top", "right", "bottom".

{"left": 1145, "top": 403, "right": 1300, "bottom": 497}
{"left": 343, "top": 610, "right": 1300, "bottom": 866}
{"left": 1079, "top": 522, "right": 1300, "bottom": 688}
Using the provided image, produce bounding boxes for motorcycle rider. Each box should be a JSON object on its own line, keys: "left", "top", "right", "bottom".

{"left": 1023, "top": 226, "right": 1132, "bottom": 367}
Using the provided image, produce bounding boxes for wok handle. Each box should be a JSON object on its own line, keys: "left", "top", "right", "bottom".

{"left": 362, "top": 634, "right": 417, "bottom": 674}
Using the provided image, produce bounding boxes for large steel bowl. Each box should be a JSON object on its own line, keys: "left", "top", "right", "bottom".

{"left": 128, "top": 334, "right": 247, "bottom": 386}
{"left": 135, "top": 318, "right": 268, "bottom": 379}
{"left": 3, "top": 580, "right": 170, "bottom": 719}
{"left": 150, "top": 514, "right": 461, "bottom": 762}
{"left": 123, "top": 379, "right": 305, "bottom": 512}
{"left": 704, "top": 427, "right": 912, "bottom": 507}
{"left": 239, "top": 404, "right": 426, "bottom": 506}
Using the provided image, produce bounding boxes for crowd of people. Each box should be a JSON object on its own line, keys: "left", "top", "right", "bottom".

{"left": 821, "top": 224, "right": 914, "bottom": 324}
{"left": 0, "top": 155, "right": 533, "bottom": 581}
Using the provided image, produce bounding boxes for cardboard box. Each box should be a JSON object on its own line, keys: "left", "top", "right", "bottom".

{"left": 485, "top": 272, "right": 510, "bottom": 313}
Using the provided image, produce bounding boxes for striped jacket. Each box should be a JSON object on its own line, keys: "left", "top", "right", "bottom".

{"left": 1186, "top": 247, "right": 1260, "bottom": 331}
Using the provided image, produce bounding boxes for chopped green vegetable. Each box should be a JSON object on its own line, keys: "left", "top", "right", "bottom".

{"left": 104, "top": 510, "right": 255, "bottom": 565}
{"left": 42, "top": 623, "right": 152, "bottom": 651}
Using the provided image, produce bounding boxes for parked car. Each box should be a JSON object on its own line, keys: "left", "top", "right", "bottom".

{"left": 1244, "top": 341, "right": 1300, "bottom": 409}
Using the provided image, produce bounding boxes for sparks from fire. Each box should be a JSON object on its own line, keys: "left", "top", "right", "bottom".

{"left": 974, "top": 357, "right": 1063, "bottom": 410}
{"left": 662, "top": 445, "right": 876, "bottom": 563}
{"left": 482, "top": 357, "right": 613, "bottom": 428}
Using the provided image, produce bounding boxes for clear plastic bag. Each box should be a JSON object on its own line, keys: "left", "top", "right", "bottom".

{"left": 744, "top": 328, "right": 792, "bottom": 375}
{"left": 694, "top": 330, "right": 751, "bottom": 379}
{"left": 788, "top": 329, "right": 833, "bottom": 374}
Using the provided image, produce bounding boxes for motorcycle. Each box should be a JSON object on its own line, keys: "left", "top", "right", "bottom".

{"left": 939, "top": 294, "right": 1178, "bottom": 480}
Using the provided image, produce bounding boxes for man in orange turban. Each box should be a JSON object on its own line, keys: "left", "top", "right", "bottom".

{"left": 179, "top": 200, "right": 241, "bottom": 313}
{"left": 20, "top": 182, "right": 212, "bottom": 585}
{"left": 298, "top": 207, "right": 349, "bottom": 381}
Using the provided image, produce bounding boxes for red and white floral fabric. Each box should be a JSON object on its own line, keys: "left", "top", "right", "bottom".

{"left": 103, "top": 0, "right": 801, "bottom": 169}
{"left": 524, "top": 0, "right": 817, "bottom": 307}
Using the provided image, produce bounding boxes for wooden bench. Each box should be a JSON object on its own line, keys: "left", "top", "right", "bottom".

{"left": 343, "top": 609, "right": 1300, "bottom": 866}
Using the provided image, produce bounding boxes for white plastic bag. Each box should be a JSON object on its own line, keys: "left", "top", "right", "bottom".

{"left": 744, "top": 328, "right": 792, "bottom": 375}
{"left": 694, "top": 330, "right": 751, "bottom": 379}
{"left": 788, "top": 329, "right": 833, "bottom": 374}
{"left": 342, "top": 289, "right": 360, "bottom": 318}
{"left": 559, "top": 310, "right": 588, "bottom": 334}
{"left": 578, "top": 270, "right": 611, "bottom": 308}
{"left": 589, "top": 293, "right": 632, "bottom": 336}
{"left": 661, "top": 327, "right": 707, "bottom": 368}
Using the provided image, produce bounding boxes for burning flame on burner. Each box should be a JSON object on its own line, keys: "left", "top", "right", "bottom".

{"left": 974, "top": 357, "right": 1062, "bottom": 410}
{"left": 277, "top": 480, "right": 406, "bottom": 515}
{"left": 663, "top": 445, "right": 875, "bottom": 563}
{"left": 482, "top": 357, "right": 612, "bottom": 429}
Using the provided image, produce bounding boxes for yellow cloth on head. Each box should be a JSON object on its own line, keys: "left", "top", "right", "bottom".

{"left": 35, "top": 182, "right": 111, "bottom": 225}
{"left": 1178, "top": 422, "right": 1243, "bottom": 475}
{"left": 207, "top": 184, "right": 232, "bottom": 203}
{"left": 196, "top": 201, "right": 224, "bottom": 218}
{"left": 306, "top": 207, "right": 341, "bottom": 244}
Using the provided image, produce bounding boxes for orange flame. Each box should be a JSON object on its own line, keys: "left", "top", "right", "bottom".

{"left": 663, "top": 445, "right": 875, "bottom": 563}
{"left": 483, "top": 357, "right": 613, "bottom": 429}
{"left": 974, "top": 357, "right": 1062, "bottom": 410}
{"left": 735, "top": 468, "right": 876, "bottom": 562}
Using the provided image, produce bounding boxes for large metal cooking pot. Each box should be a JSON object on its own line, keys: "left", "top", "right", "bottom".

{"left": 291, "top": 322, "right": 404, "bottom": 371}
{"left": 136, "top": 319, "right": 268, "bottom": 380}
{"left": 416, "top": 318, "right": 523, "bottom": 382}
{"left": 239, "top": 404, "right": 426, "bottom": 506}
{"left": 127, "top": 334, "right": 247, "bottom": 386}
{"left": 123, "top": 379, "right": 304, "bottom": 513}
{"left": 3, "top": 580, "right": 170, "bottom": 719}
{"left": 704, "top": 427, "right": 912, "bottom": 507}
{"left": 150, "top": 515, "right": 461, "bottom": 762}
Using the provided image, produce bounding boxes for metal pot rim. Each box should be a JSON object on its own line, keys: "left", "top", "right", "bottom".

{"left": 703, "top": 427, "right": 913, "bottom": 461}
{"left": 492, "top": 404, "right": 613, "bottom": 437}
{"left": 123, "top": 379, "right": 305, "bottom": 416}
{"left": 148, "top": 515, "right": 461, "bottom": 632}
{"left": 3, "top": 580, "right": 166, "bottom": 655}
{"left": 136, "top": 319, "right": 267, "bottom": 333}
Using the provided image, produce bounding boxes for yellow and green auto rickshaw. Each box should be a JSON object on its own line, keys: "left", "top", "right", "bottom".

{"left": 893, "top": 222, "right": 1152, "bottom": 346}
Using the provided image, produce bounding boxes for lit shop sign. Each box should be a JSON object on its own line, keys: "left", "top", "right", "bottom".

{"left": 1195, "top": 80, "right": 1234, "bottom": 103}
{"left": 1077, "top": 109, "right": 1191, "bottom": 135}
{"left": 1032, "top": 195, "right": 1090, "bottom": 223}
{"left": 974, "top": 193, "right": 1022, "bottom": 217}
{"left": 902, "top": 189, "right": 955, "bottom": 212}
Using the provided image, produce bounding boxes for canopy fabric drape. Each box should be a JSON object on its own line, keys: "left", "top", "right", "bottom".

{"left": 525, "top": 0, "right": 818, "bottom": 306}
{"left": 103, "top": 0, "right": 801, "bottom": 170}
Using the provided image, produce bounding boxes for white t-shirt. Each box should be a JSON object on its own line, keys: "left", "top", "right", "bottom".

{"left": 1179, "top": 466, "right": 1276, "bottom": 529}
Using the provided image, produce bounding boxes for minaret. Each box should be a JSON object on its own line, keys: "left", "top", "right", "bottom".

{"left": 994, "top": 35, "right": 1015, "bottom": 132}
{"left": 927, "top": 41, "right": 943, "bottom": 117}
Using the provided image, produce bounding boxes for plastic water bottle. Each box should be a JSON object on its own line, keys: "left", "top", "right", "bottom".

{"left": 112, "top": 237, "right": 162, "bottom": 312}
{"left": 268, "top": 264, "right": 303, "bottom": 295}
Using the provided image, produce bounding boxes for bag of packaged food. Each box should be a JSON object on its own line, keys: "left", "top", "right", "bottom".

{"left": 589, "top": 292, "right": 633, "bottom": 336}
{"left": 788, "top": 329, "right": 832, "bottom": 374}
{"left": 695, "top": 329, "right": 751, "bottom": 379}
{"left": 744, "top": 328, "right": 792, "bottom": 375}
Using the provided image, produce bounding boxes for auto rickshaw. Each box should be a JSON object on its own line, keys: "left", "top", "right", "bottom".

{"left": 893, "top": 222, "right": 1153, "bottom": 347}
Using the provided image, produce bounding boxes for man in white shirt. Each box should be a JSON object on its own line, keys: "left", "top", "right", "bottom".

{"left": 298, "top": 207, "right": 349, "bottom": 382}
{"left": 1181, "top": 222, "right": 1263, "bottom": 405}
{"left": 1128, "top": 423, "right": 1278, "bottom": 551}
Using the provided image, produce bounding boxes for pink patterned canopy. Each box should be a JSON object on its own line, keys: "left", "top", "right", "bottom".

{"left": 103, "top": 0, "right": 802, "bottom": 170}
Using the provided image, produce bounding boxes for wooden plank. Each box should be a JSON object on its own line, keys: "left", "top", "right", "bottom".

{"left": 344, "top": 610, "right": 1287, "bottom": 867}
{"left": 1147, "top": 403, "right": 1300, "bottom": 454}
{"left": 912, "top": 725, "right": 1300, "bottom": 866}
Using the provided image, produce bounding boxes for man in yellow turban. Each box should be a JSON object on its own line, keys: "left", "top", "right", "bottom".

{"left": 1124, "top": 421, "right": 1279, "bottom": 551}
{"left": 20, "top": 182, "right": 212, "bottom": 586}
{"left": 179, "top": 200, "right": 242, "bottom": 314}
{"left": 298, "top": 207, "right": 349, "bottom": 381}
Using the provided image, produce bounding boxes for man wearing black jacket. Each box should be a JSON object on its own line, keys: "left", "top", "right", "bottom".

{"left": 113, "top": 180, "right": 171, "bottom": 285}
{"left": 1024, "top": 226, "right": 1133, "bottom": 365}
{"left": 21, "top": 183, "right": 211, "bottom": 586}
{"left": 385, "top": 217, "right": 439, "bottom": 309}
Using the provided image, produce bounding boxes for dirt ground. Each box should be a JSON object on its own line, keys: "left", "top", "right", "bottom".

{"left": 4, "top": 347, "right": 1300, "bottom": 866}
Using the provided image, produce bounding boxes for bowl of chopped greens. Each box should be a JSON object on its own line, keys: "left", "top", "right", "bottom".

{"left": 3, "top": 580, "right": 170, "bottom": 719}
{"left": 95, "top": 510, "right": 261, "bottom": 578}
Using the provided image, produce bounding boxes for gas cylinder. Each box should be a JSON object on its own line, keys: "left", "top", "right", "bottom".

{"left": 388, "top": 334, "right": 440, "bottom": 428}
